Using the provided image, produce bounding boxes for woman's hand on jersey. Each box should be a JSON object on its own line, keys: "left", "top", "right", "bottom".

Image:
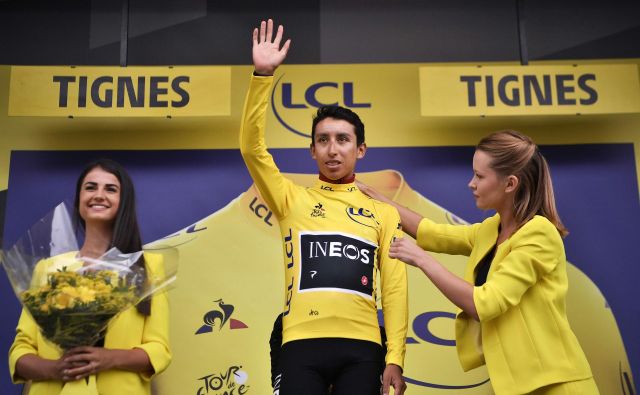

{"left": 389, "top": 237, "right": 433, "bottom": 270}
{"left": 356, "top": 181, "right": 389, "bottom": 203}
{"left": 391, "top": 237, "right": 479, "bottom": 320}
{"left": 357, "top": 182, "right": 422, "bottom": 238}
{"left": 382, "top": 363, "right": 406, "bottom": 395}
{"left": 252, "top": 19, "right": 291, "bottom": 76}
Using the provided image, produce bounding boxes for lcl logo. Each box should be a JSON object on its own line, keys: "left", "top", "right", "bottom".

{"left": 271, "top": 75, "right": 372, "bottom": 138}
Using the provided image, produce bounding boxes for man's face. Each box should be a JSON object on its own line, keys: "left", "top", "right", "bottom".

{"left": 310, "top": 117, "right": 366, "bottom": 181}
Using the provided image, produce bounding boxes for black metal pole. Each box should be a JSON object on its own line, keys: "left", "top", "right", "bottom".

{"left": 119, "top": 0, "right": 129, "bottom": 67}
{"left": 516, "top": 0, "right": 529, "bottom": 65}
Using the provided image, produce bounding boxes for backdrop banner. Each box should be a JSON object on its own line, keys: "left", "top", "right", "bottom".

{"left": 0, "top": 62, "right": 638, "bottom": 395}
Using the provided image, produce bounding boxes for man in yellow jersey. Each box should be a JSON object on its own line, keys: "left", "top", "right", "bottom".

{"left": 240, "top": 19, "right": 408, "bottom": 395}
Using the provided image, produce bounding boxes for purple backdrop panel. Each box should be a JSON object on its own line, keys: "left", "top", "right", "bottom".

{"left": 1, "top": 145, "right": 638, "bottom": 394}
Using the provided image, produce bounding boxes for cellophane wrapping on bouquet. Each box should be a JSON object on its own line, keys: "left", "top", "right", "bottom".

{"left": 1, "top": 201, "right": 178, "bottom": 356}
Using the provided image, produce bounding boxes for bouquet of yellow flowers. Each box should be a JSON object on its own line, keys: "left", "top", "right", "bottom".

{"left": 22, "top": 266, "right": 139, "bottom": 350}
{"left": 2, "top": 203, "right": 176, "bottom": 353}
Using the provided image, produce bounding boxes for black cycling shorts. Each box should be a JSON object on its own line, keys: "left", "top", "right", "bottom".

{"left": 272, "top": 337, "right": 384, "bottom": 395}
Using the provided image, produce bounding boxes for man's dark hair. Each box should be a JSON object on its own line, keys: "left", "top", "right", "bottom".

{"left": 311, "top": 105, "right": 365, "bottom": 146}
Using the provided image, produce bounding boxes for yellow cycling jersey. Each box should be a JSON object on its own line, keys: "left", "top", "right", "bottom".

{"left": 239, "top": 74, "right": 408, "bottom": 368}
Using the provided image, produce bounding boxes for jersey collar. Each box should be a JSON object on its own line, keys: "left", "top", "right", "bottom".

{"left": 315, "top": 173, "right": 358, "bottom": 192}
{"left": 318, "top": 172, "right": 356, "bottom": 184}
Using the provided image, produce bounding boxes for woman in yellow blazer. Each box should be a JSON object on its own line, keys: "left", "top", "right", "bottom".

{"left": 360, "top": 131, "right": 598, "bottom": 395}
{"left": 8, "top": 159, "right": 171, "bottom": 395}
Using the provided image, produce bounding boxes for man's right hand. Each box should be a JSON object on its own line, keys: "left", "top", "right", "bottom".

{"left": 252, "top": 19, "right": 291, "bottom": 76}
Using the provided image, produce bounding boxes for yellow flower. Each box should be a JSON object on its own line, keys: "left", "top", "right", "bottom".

{"left": 60, "top": 285, "right": 79, "bottom": 298}
{"left": 77, "top": 286, "right": 96, "bottom": 303}
{"left": 52, "top": 292, "right": 76, "bottom": 309}
{"left": 78, "top": 277, "right": 91, "bottom": 287}
{"left": 97, "top": 282, "right": 110, "bottom": 290}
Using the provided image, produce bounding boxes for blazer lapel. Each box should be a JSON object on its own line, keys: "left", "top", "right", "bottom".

{"left": 467, "top": 214, "right": 500, "bottom": 282}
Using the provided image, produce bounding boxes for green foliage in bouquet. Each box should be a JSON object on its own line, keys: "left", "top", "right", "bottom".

{"left": 21, "top": 267, "right": 138, "bottom": 351}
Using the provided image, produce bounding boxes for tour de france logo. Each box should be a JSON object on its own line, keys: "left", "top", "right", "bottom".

{"left": 195, "top": 299, "right": 248, "bottom": 334}
{"left": 310, "top": 202, "right": 326, "bottom": 218}
{"left": 196, "top": 365, "right": 250, "bottom": 395}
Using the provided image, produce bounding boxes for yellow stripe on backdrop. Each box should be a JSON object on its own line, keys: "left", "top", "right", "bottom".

{"left": 1, "top": 61, "right": 640, "bottom": 192}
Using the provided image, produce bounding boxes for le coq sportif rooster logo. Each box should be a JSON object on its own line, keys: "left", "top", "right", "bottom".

{"left": 195, "top": 299, "right": 248, "bottom": 334}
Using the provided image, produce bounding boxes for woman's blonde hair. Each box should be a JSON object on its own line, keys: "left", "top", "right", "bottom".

{"left": 477, "top": 130, "right": 568, "bottom": 237}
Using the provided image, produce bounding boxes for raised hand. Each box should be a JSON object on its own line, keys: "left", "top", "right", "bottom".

{"left": 252, "top": 19, "right": 291, "bottom": 76}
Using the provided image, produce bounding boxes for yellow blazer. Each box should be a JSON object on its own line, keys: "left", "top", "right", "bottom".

{"left": 417, "top": 214, "right": 593, "bottom": 395}
{"left": 8, "top": 252, "right": 171, "bottom": 395}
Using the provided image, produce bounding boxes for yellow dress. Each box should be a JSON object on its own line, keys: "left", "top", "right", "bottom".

{"left": 8, "top": 252, "right": 171, "bottom": 395}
